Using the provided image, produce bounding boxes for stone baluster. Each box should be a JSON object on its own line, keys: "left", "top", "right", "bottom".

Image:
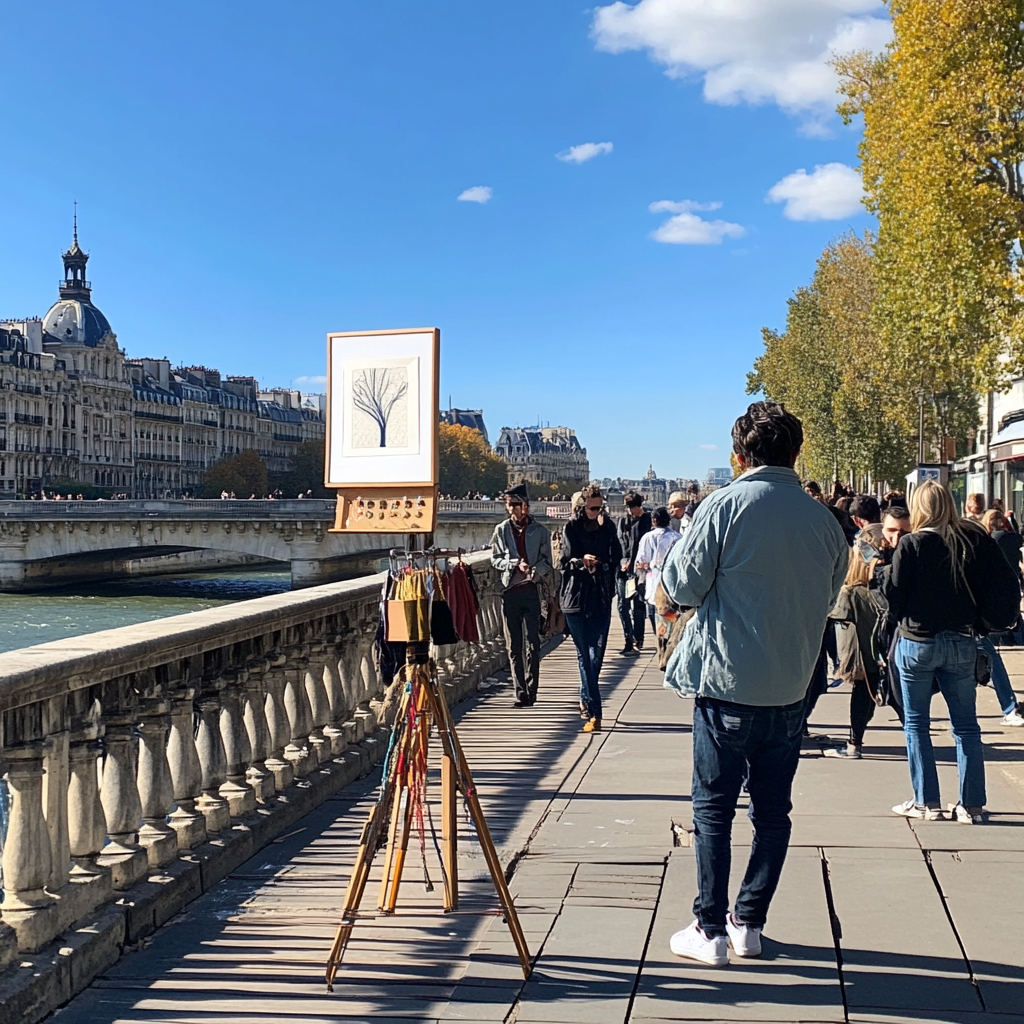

{"left": 96, "top": 677, "right": 148, "bottom": 890}
{"left": 263, "top": 651, "right": 294, "bottom": 790}
{"left": 66, "top": 687, "right": 110, "bottom": 893}
{"left": 166, "top": 664, "right": 207, "bottom": 849}
{"left": 305, "top": 639, "right": 331, "bottom": 765}
{"left": 337, "top": 653, "right": 363, "bottom": 745}
{"left": 219, "top": 668, "right": 256, "bottom": 817}
{"left": 322, "top": 633, "right": 348, "bottom": 756}
{"left": 194, "top": 676, "right": 231, "bottom": 833}
{"left": 136, "top": 672, "right": 178, "bottom": 868}
{"left": 283, "top": 643, "right": 314, "bottom": 777}
{"left": 356, "top": 650, "right": 378, "bottom": 735}
{"left": 41, "top": 696, "right": 71, "bottom": 897}
{"left": 242, "top": 656, "right": 276, "bottom": 802}
{"left": 1, "top": 724, "right": 57, "bottom": 952}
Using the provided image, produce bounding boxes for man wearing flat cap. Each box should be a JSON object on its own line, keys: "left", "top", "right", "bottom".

{"left": 490, "top": 482, "right": 553, "bottom": 707}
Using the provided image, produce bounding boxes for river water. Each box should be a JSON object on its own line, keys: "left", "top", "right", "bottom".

{"left": 0, "top": 569, "right": 295, "bottom": 654}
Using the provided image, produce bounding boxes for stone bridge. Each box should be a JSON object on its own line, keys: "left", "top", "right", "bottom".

{"left": 0, "top": 499, "right": 571, "bottom": 590}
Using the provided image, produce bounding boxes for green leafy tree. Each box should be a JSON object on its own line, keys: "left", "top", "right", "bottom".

{"left": 270, "top": 440, "right": 331, "bottom": 497}
{"left": 201, "top": 449, "right": 269, "bottom": 498}
{"left": 439, "top": 423, "right": 508, "bottom": 496}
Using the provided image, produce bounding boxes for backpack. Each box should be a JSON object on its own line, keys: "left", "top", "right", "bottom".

{"left": 964, "top": 530, "right": 1021, "bottom": 634}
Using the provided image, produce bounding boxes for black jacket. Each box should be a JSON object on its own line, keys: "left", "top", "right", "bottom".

{"left": 992, "top": 529, "right": 1024, "bottom": 585}
{"left": 883, "top": 527, "right": 1020, "bottom": 640}
{"left": 617, "top": 510, "right": 652, "bottom": 577}
{"left": 559, "top": 517, "right": 622, "bottom": 616}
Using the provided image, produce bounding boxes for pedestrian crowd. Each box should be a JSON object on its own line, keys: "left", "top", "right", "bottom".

{"left": 489, "top": 400, "right": 1023, "bottom": 969}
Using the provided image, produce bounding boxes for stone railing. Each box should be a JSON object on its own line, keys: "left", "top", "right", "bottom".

{"left": 0, "top": 552, "right": 507, "bottom": 1022}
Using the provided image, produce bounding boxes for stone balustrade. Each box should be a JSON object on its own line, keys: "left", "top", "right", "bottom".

{"left": 0, "top": 551, "right": 507, "bottom": 1022}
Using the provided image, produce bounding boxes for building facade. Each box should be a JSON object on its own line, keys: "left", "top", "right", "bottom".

{"left": 494, "top": 425, "right": 589, "bottom": 488}
{"left": 0, "top": 227, "right": 325, "bottom": 497}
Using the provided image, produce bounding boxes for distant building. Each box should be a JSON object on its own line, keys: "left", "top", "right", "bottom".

{"left": 0, "top": 222, "right": 325, "bottom": 497}
{"left": 601, "top": 470, "right": 701, "bottom": 509}
{"left": 441, "top": 407, "right": 488, "bottom": 443}
{"left": 494, "top": 425, "right": 589, "bottom": 489}
{"left": 705, "top": 467, "right": 733, "bottom": 489}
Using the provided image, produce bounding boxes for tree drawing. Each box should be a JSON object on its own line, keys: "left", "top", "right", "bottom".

{"left": 351, "top": 367, "right": 408, "bottom": 447}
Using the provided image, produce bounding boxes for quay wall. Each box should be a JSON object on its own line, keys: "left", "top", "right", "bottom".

{"left": 0, "top": 551, "right": 510, "bottom": 1023}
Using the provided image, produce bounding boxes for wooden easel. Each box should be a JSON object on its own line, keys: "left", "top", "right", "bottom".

{"left": 325, "top": 644, "right": 532, "bottom": 990}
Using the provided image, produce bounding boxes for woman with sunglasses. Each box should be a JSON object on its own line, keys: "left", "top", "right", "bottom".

{"left": 559, "top": 484, "right": 623, "bottom": 732}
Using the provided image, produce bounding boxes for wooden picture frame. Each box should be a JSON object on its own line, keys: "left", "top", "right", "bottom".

{"left": 325, "top": 328, "right": 440, "bottom": 534}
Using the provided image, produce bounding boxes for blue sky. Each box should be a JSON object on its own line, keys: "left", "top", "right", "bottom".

{"left": 0, "top": 0, "right": 886, "bottom": 481}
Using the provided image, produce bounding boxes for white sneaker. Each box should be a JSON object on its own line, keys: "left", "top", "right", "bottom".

{"left": 726, "top": 912, "right": 762, "bottom": 957}
{"left": 1002, "top": 708, "right": 1024, "bottom": 727}
{"left": 669, "top": 920, "right": 728, "bottom": 966}
{"left": 892, "top": 799, "right": 944, "bottom": 820}
{"left": 948, "top": 803, "right": 984, "bottom": 824}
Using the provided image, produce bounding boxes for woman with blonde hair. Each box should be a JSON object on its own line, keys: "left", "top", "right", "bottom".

{"left": 883, "top": 481, "right": 1019, "bottom": 823}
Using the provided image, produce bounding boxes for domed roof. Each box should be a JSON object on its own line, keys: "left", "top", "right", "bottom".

{"left": 42, "top": 298, "right": 113, "bottom": 347}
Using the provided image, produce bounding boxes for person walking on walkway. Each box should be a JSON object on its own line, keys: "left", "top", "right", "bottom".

{"left": 617, "top": 491, "right": 651, "bottom": 654}
{"left": 827, "top": 525, "right": 886, "bottom": 758}
{"left": 559, "top": 485, "right": 622, "bottom": 733}
{"left": 490, "top": 483, "right": 553, "bottom": 708}
{"left": 634, "top": 507, "right": 682, "bottom": 648}
{"left": 977, "top": 509, "right": 1024, "bottom": 726}
{"left": 661, "top": 401, "right": 848, "bottom": 967}
{"left": 884, "top": 481, "right": 1020, "bottom": 824}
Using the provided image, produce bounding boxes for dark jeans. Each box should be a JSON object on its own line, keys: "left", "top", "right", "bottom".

{"left": 616, "top": 576, "right": 646, "bottom": 648}
{"left": 691, "top": 696, "right": 805, "bottom": 936}
{"left": 501, "top": 586, "right": 541, "bottom": 700}
{"left": 850, "top": 678, "right": 877, "bottom": 746}
{"left": 565, "top": 608, "right": 611, "bottom": 720}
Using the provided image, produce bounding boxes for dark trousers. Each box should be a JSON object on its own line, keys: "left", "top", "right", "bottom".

{"left": 691, "top": 696, "right": 805, "bottom": 936}
{"left": 850, "top": 678, "right": 877, "bottom": 746}
{"left": 565, "top": 607, "right": 611, "bottom": 720}
{"left": 501, "top": 586, "right": 541, "bottom": 700}
{"left": 616, "top": 577, "right": 646, "bottom": 648}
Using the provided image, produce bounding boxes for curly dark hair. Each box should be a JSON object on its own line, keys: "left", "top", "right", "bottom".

{"left": 731, "top": 401, "right": 803, "bottom": 468}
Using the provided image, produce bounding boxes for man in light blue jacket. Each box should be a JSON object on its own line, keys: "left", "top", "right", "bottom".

{"left": 661, "top": 402, "right": 847, "bottom": 967}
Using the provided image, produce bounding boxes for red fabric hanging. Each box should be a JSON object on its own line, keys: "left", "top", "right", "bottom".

{"left": 446, "top": 562, "right": 480, "bottom": 642}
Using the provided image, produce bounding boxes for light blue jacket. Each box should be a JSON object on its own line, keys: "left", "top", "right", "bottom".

{"left": 661, "top": 465, "right": 848, "bottom": 707}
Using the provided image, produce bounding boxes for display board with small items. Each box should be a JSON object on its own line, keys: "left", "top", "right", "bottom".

{"left": 330, "top": 487, "right": 438, "bottom": 533}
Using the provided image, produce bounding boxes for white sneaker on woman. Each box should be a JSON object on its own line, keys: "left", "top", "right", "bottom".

{"left": 1002, "top": 708, "right": 1024, "bottom": 727}
{"left": 948, "top": 803, "right": 984, "bottom": 824}
{"left": 726, "top": 913, "right": 762, "bottom": 957}
{"left": 669, "top": 921, "right": 728, "bottom": 966}
{"left": 892, "top": 799, "right": 944, "bottom": 820}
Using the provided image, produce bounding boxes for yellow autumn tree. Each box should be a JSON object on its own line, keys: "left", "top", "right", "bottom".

{"left": 749, "top": 233, "right": 914, "bottom": 485}
{"left": 439, "top": 422, "right": 508, "bottom": 497}
{"left": 834, "top": 0, "right": 1024, "bottom": 440}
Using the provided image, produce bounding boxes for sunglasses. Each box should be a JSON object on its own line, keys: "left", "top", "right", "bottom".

{"left": 506, "top": 501, "right": 523, "bottom": 508}
{"left": 585, "top": 504, "right": 603, "bottom": 512}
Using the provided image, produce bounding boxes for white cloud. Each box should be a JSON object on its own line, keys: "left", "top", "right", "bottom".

{"left": 699, "top": 443, "right": 718, "bottom": 451}
{"left": 292, "top": 375, "right": 327, "bottom": 387}
{"left": 556, "top": 141, "right": 614, "bottom": 164}
{"left": 649, "top": 199, "right": 745, "bottom": 245}
{"left": 766, "top": 163, "right": 864, "bottom": 220}
{"left": 591, "top": 0, "right": 891, "bottom": 125}
{"left": 457, "top": 185, "right": 492, "bottom": 204}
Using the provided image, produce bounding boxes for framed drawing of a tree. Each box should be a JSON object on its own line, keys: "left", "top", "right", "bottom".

{"left": 325, "top": 328, "right": 439, "bottom": 533}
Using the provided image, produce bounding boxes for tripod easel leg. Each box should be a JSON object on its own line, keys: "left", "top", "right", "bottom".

{"left": 427, "top": 679, "right": 532, "bottom": 978}
{"left": 440, "top": 746, "right": 458, "bottom": 911}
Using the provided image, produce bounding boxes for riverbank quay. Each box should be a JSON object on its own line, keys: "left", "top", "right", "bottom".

{"left": 0, "top": 552, "right": 511, "bottom": 1024}
{"left": 45, "top": 625, "right": 1024, "bottom": 1024}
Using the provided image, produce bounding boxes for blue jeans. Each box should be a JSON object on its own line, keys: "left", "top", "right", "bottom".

{"left": 977, "top": 636, "right": 1019, "bottom": 716}
{"left": 565, "top": 608, "right": 610, "bottom": 720}
{"left": 691, "top": 696, "right": 805, "bottom": 937}
{"left": 895, "top": 632, "right": 986, "bottom": 808}
{"left": 616, "top": 576, "right": 646, "bottom": 648}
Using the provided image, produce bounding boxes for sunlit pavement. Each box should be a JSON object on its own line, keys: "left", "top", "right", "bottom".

{"left": 52, "top": 628, "right": 1024, "bottom": 1024}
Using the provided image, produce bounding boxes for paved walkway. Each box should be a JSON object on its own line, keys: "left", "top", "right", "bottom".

{"left": 52, "top": 626, "right": 1024, "bottom": 1024}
